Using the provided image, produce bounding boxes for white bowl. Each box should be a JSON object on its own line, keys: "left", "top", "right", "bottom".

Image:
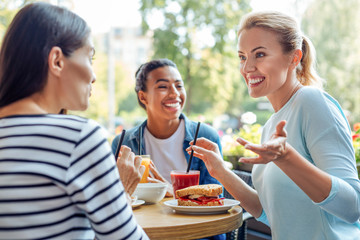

{"left": 133, "top": 183, "right": 167, "bottom": 204}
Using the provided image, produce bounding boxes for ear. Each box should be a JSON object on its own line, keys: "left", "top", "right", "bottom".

{"left": 48, "top": 46, "right": 65, "bottom": 77}
{"left": 138, "top": 90, "right": 148, "bottom": 106}
{"left": 290, "top": 49, "right": 302, "bottom": 69}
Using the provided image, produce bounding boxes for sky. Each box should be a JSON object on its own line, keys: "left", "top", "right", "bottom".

{"left": 73, "top": 0, "right": 142, "bottom": 34}
{"left": 72, "top": 0, "right": 311, "bottom": 34}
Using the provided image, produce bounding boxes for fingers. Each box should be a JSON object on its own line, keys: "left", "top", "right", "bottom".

{"left": 236, "top": 137, "right": 248, "bottom": 146}
{"left": 147, "top": 177, "right": 162, "bottom": 183}
{"left": 134, "top": 155, "right": 142, "bottom": 167}
{"left": 116, "top": 146, "right": 144, "bottom": 195}
{"left": 191, "top": 145, "right": 217, "bottom": 162}
{"left": 149, "top": 162, "right": 166, "bottom": 181}
{"left": 186, "top": 138, "right": 219, "bottom": 154}
{"left": 139, "top": 165, "right": 145, "bottom": 179}
{"left": 117, "top": 146, "right": 133, "bottom": 167}
{"left": 239, "top": 156, "right": 262, "bottom": 164}
{"left": 275, "top": 120, "right": 287, "bottom": 137}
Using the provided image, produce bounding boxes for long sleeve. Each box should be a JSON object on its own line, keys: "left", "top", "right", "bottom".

{"left": 253, "top": 87, "right": 360, "bottom": 239}
{"left": 300, "top": 90, "right": 360, "bottom": 223}
{"left": 66, "top": 119, "right": 149, "bottom": 240}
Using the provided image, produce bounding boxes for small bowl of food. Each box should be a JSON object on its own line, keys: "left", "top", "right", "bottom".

{"left": 133, "top": 183, "right": 167, "bottom": 204}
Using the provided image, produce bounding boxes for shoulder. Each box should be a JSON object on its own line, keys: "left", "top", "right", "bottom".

{"left": 45, "top": 115, "right": 109, "bottom": 153}
{"left": 295, "top": 86, "right": 337, "bottom": 112}
{"left": 40, "top": 114, "right": 91, "bottom": 133}
{"left": 296, "top": 86, "right": 324, "bottom": 102}
{"left": 47, "top": 114, "right": 88, "bottom": 124}
{"left": 294, "top": 86, "right": 349, "bottom": 131}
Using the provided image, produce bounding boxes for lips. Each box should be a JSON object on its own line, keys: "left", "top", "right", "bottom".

{"left": 164, "top": 102, "right": 181, "bottom": 108}
{"left": 247, "top": 76, "right": 265, "bottom": 86}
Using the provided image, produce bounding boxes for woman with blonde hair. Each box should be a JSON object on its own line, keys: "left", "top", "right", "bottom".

{"left": 189, "top": 11, "right": 360, "bottom": 239}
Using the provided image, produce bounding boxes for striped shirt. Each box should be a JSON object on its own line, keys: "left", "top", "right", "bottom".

{"left": 0, "top": 114, "right": 148, "bottom": 240}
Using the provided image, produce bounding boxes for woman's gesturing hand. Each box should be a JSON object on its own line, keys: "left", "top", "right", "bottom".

{"left": 116, "top": 146, "right": 145, "bottom": 196}
{"left": 237, "top": 120, "right": 288, "bottom": 164}
{"left": 186, "top": 137, "right": 226, "bottom": 178}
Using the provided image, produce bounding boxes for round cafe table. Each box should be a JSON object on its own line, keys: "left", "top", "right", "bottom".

{"left": 133, "top": 197, "right": 243, "bottom": 240}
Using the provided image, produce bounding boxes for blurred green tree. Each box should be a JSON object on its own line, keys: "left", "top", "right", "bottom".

{"left": 139, "top": 0, "right": 253, "bottom": 118}
{"left": 72, "top": 50, "right": 136, "bottom": 128}
{"left": 302, "top": 0, "right": 360, "bottom": 123}
{"left": 0, "top": 1, "right": 140, "bottom": 129}
{"left": 1, "top": 0, "right": 49, "bottom": 43}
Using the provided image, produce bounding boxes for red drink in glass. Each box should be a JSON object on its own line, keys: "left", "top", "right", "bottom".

{"left": 170, "top": 170, "right": 200, "bottom": 198}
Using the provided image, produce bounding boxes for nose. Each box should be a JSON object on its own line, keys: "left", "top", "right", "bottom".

{"left": 242, "top": 57, "right": 256, "bottom": 73}
{"left": 91, "top": 72, "right": 96, "bottom": 84}
{"left": 169, "top": 84, "right": 180, "bottom": 97}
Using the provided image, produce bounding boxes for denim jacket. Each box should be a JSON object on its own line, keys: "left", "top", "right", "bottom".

{"left": 111, "top": 113, "right": 222, "bottom": 186}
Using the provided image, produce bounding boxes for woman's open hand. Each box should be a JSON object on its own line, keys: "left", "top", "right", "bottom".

{"left": 116, "top": 146, "right": 145, "bottom": 196}
{"left": 237, "top": 120, "right": 288, "bottom": 164}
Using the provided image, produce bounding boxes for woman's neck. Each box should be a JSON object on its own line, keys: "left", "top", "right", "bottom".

{"left": 146, "top": 116, "right": 181, "bottom": 139}
{"left": 268, "top": 75, "right": 302, "bottom": 112}
{"left": 0, "top": 94, "right": 58, "bottom": 118}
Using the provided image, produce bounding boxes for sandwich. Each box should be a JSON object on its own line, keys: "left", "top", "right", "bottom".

{"left": 175, "top": 184, "right": 224, "bottom": 206}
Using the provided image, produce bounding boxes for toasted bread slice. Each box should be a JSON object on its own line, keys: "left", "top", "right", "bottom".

{"left": 176, "top": 184, "right": 222, "bottom": 198}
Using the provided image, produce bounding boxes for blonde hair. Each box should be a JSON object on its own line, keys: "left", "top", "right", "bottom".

{"left": 238, "top": 11, "right": 324, "bottom": 88}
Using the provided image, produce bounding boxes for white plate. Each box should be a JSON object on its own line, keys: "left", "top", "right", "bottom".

{"left": 132, "top": 199, "right": 145, "bottom": 208}
{"left": 163, "top": 199, "right": 240, "bottom": 214}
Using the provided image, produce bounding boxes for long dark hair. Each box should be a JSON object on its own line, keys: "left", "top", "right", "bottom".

{"left": 135, "top": 58, "right": 177, "bottom": 109}
{"left": 0, "top": 2, "right": 91, "bottom": 107}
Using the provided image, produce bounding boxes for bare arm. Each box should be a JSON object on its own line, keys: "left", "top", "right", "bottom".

{"left": 188, "top": 138, "right": 263, "bottom": 217}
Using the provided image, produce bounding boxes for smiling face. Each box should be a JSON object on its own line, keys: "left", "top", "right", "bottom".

{"left": 60, "top": 36, "right": 96, "bottom": 111}
{"left": 139, "top": 66, "right": 186, "bottom": 122}
{"left": 237, "top": 27, "right": 296, "bottom": 102}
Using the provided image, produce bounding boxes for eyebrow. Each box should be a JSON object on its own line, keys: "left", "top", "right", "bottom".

{"left": 155, "top": 79, "right": 183, "bottom": 84}
{"left": 238, "top": 46, "right": 266, "bottom": 54}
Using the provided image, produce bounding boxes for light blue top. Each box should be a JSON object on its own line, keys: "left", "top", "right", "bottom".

{"left": 111, "top": 113, "right": 222, "bottom": 187}
{"left": 253, "top": 87, "right": 360, "bottom": 240}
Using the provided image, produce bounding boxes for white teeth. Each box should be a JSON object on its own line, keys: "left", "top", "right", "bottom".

{"left": 165, "top": 103, "right": 180, "bottom": 107}
{"left": 249, "top": 78, "right": 264, "bottom": 84}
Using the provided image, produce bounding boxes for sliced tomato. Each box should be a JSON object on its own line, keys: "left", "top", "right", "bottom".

{"left": 179, "top": 196, "right": 225, "bottom": 205}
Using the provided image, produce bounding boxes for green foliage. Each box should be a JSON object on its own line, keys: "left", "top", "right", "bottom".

{"left": 0, "top": 0, "right": 19, "bottom": 41}
{"left": 139, "top": 0, "right": 252, "bottom": 116}
{"left": 72, "top": 50, "right": 141, "bottom": 127}
{"left": 354, "top": 127, "right": 360, "bottom": 164}
{"left": 0, "top": 0, "right": 39, "bottom": 41}
{"left": 302, "top": 0, "right": 360, "bottom": 124}
{"left": 70, "top": 51, "right": 110, "bottom": 124}
{"left": 222, "top": 123, "right": 262, "bottom": 157}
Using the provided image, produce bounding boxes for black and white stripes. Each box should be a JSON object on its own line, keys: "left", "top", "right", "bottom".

{"left": 0, "top": 114, "right": 148, "bottom": 240}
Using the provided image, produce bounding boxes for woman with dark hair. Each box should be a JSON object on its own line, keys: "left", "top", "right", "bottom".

{"left": 0, "top": 3, "right": 148, "bottom": 240}
{"left": 111, "top": 59, "right": 222, "bottom": 196}
{"left": 112, "top": 58, "right": 225, "bottom": 240}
